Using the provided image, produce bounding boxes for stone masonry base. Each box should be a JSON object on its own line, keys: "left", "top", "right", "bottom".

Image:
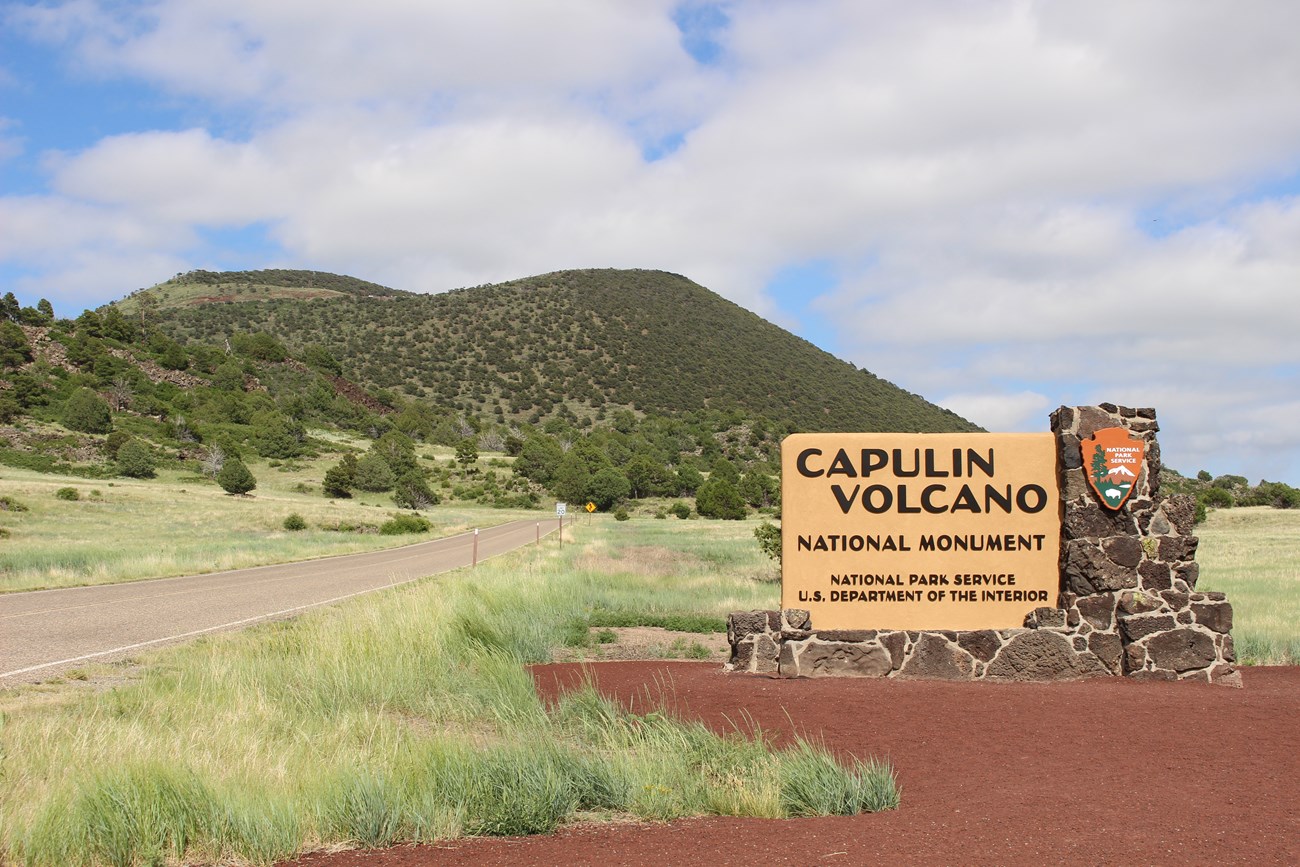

{"left": 729, "top": 404, "right": 1241, "bottom": 687}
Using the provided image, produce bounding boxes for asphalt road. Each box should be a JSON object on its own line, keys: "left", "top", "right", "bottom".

{"left": 0, "top": 517, "right": 562, "bottom": 685}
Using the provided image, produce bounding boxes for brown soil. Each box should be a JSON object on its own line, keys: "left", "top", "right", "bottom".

{"left": 284, "top": 663, "right": 1300, "bottom": 866}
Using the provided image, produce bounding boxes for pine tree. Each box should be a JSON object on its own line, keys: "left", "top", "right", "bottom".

{"left": 217, "top": 456, "right": 257, "bottom": 495}
{"left": 1091, "top": 445, "right": 1109, "bottom": 486}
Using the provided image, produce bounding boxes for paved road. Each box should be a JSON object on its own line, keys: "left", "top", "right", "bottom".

{"left": 1, "top": 518, "right": 561, "bottom": 685}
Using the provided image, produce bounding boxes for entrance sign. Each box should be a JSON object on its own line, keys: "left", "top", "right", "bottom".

{"left": 781, "top": 433, "right": 1061, "bottom": 631}
{"left": 1081, "top": 427, "right": 1144, "bottom": 510}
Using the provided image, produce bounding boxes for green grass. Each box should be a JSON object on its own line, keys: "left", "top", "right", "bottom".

{"left": 0, "top": 517, "right": 893, "bottom": 865}
{"left": 1196, "top": 506, "right": 1300, "bottom": 665}
{"left": 0, "top": 458, "right": 541, "bottom": 593}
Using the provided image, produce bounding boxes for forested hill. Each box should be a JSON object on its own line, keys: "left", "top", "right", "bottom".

{"left": 114, "top": 269, "right": 411, "bottom": 312}
{"left": 137, "top": 268, "right": 978, "bottom": 434}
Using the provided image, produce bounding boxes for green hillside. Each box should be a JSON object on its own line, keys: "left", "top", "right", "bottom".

{"left": 148, "top": 268, "right": 978, "bottom": 434}
{"left": 114, "top": 269, "right": 410, "bottom": 314}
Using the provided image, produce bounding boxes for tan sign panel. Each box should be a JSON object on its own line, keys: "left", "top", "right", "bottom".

{"left": 781, "top": 433, "right": 1061, "bottom": 631}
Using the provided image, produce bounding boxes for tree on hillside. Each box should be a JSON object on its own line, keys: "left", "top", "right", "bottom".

{"left": 393, "top": 471, "right": 439, "bottom": 509}
{"left": 588, "top": 467, "right": 631, "bottom": 510}
{"left": 116, "top": 437, "right": 156, "bottom": 479}
{"left": 0, "top": 320, "right": 32, "bottom": 369}
{"left": 354, "top": 452, "right": 396, "bottom": 492}
{"left": 101, "top": 307, "right": 138, "bottom": 343}
{"left": 200, "top": 444, "right": 226, "bottom": 479}
{"left": 455, "top": 437, "right": 479, "bottom": 475}
{"left": 739, "top": 471, "right": 778, "bottom": 509}
{"left": 302, "top": 343, "right": 342, "bottom": 376}
{"left": 373, "top": 430, "right": 418, "bottom": 476}
{"left": 232, "top": 331, "right": 288, "bottom": 362}
{"left": 710, "top": 457, "right": 741, "bottom": 485}
{"left": 62, "top": 388, "right": 113, "bottom": 434}
{"left": 322, "top": 453, "right": 358, "bottom": 498}
{"left": 513, "top": 436, "right": 564, "bottom": 485}
{"left": 625, "top": 453, "right": 670, "bottom": 499}
{"left": 552, "top": 452, "right": 591, "bottom": 504}
{"left": 217, "top": 456, "right": 257, "bottom": 495}
{"left": 696, "top": 476, "right": 746, "bottom": 520}
{"left": 252, "top": 411, "right": 305, "bottom": 459}
{"left": 1, "top": 292, "right": 19, "bottom": 321}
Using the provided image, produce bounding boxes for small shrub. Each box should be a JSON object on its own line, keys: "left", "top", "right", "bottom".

{"left": 283, "top": 513, "right": 307, "bottom": 531}
{"left": 595, "top": 629, "right": 618, "bottom": 644}
{"left": 614, "top": 508, "right": 630, "bottom": 522}
{"left": 103, "top": 430, "right": 131, "bottom": 459}
{"left": 754, "top": 521, "right": 781, "bottom": 564}
{"left": 683, "top": 642, "right": 712, "bottom": 660}
{"left": 0, "top": 527, "right": 10, "bottom": 538}
{"left": 55, "top": 487, "right": 80, "bottom": 501}
{"left": 0, "top": 495, "right": 29, "bottom": 512}
{"left": 668, "top": 501, "right": 691, "bottom": 520}
{"left": 379, "top": 513, "right": 431, "bottom": 535}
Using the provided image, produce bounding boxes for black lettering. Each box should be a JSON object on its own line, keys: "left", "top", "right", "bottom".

{"left": 830, "top": 484, "right": 860, "bottom": 514}
{"left": 861, "top": 448, "right": 888, "bottom": 476}
{"left": 967, "top": 448, "right": 995, "bottom": 478}
{"left": 950, "top": 484, "right": 980, "bottom": 513}
{"left": 983, "top": 484, "right": 1013, "bottom": 514}
{"left": 796, "top": 448, "right": 824, "bottom": 478}
{"left": 826, "top": 449, "right": 856, "bottom": 477}
{"left": 1017, "top": 484, "right": 1048, "bottom": 513}
{"left": 893, "top": 448, "right": 920, "bottom": 477}
{"left": 862, "top": 484, "right": 893, "bottom": 513}
{"left": 924, "top": 449, "right": 950, "bottom": 477}
{"left": 921, "top": 484, "right": 948, "bottom": 513}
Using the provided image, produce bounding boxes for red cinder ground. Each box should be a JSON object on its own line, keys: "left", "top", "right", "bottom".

{"left": 285, "top": 663, "right": 1300, "bottom": 867}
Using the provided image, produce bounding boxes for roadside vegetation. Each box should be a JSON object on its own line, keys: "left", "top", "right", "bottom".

{"left": 0, "top": 519, "right": 898, "bottom": 866}
{"left": 0, "top": 460, "right": 541, "bottom": 593}
{"left": 1196, "top": 506, "right": 1300, "bottom": 665}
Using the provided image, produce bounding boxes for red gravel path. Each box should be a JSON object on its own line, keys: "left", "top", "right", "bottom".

{"left": 286, "top": 663, "right": 1300, "bottom": 866}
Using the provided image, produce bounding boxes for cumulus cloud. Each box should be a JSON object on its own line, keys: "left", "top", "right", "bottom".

{"left": 3, "top": 0, "right": 1300, "bottom": 480}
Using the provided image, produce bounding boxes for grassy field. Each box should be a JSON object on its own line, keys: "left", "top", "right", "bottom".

{"left": 1195, "top": 506, "right": 1300, "bottom": 665}
{"left": 0, "top": 448, "right": 540, "bottom": 593}
{"left": 0, "top": 517, "right": 899, "bottom": 866}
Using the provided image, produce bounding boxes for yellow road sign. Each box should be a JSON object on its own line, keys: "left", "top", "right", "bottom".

{"left": 585, "top": 502, "right": 597, "bottom": 513}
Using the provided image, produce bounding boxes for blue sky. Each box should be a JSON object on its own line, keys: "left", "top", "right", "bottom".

{"left": 2, "top": 0, "right": 1300, "bottom": 484}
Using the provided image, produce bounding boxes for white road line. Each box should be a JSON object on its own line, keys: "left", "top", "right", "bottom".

{"left": 0, "top": 519, "right": 552, "bottom": 680}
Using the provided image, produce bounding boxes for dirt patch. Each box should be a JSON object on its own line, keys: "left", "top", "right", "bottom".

{"left": 555, "top": 626, "right": 729, "bottom": 662}
{"left": 283, "top": 663, "right": 1300, "bottom": 867}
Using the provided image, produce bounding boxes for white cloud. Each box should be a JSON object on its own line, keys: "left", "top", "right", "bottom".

{"left": 5, "top": 0, "right": 1300, "bottom": 481}
{"left": 937, "top": 390, "right": 1055, "bottom": 434}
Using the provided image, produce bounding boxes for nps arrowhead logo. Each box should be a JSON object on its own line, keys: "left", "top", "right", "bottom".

{"left": 1082, "top": 427, "right": 1145, "bottom": 510}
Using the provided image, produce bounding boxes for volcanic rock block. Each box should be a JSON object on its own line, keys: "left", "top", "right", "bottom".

{"left": 985, "top": 631, "right": 1109, "bottom": 681}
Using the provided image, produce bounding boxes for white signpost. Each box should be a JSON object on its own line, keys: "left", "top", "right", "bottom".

{"left": 556, "top": 502, "right": 566, "bottom": 549}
